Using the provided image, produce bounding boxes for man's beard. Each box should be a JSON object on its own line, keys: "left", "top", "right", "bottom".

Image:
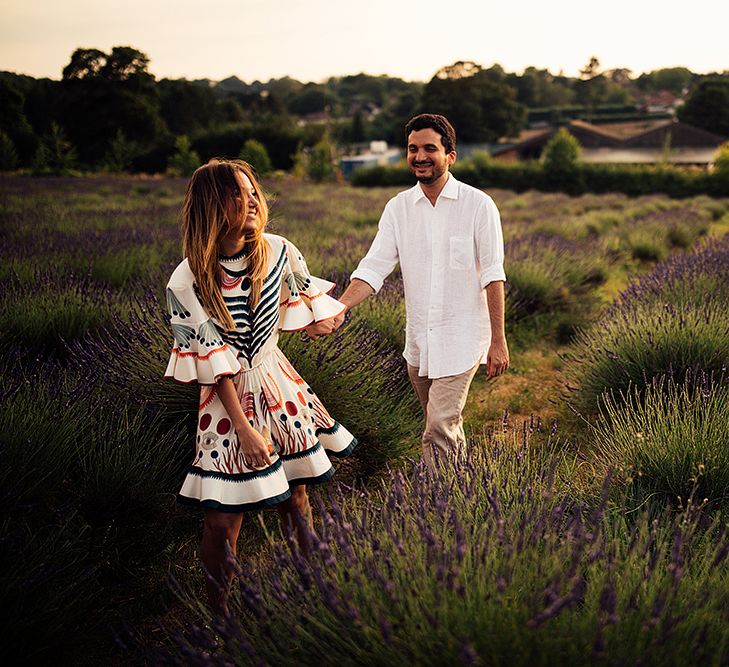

{"left": 411, "top": 161, "right": 445, "bottom": 184}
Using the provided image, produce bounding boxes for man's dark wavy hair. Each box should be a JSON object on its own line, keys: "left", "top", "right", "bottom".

{"left": 405, "top": 114, "right": 457, "bottom": 154}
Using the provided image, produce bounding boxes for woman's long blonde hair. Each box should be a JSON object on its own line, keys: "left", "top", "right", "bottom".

{"left": 181, "top": 158, "right": 269, "bottom": 330}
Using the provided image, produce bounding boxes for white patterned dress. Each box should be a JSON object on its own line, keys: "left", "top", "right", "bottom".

{"left": 165, "top": 234, "right": 356, "bottom": 512}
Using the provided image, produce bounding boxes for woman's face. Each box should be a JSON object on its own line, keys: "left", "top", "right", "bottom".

{"left": 226, "top": 171, "right": 260, "bottom": 233}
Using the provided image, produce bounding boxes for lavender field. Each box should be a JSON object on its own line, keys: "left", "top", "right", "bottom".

{"left": 1, "top": 174, "right": 728, "bottom": 664}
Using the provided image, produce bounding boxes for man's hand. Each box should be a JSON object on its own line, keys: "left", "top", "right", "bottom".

{"left": 305, "top": 319, "right": 337, "bottom": 340}
{"left": 330, "top": 311, "right": 346, "bottom": 330}
{"left": 486, "top": 338, "right": 510, "bottom": 378}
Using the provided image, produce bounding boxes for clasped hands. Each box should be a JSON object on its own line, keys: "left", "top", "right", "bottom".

{"left": 304, "top": 311, "right": 346, "bottom": 341}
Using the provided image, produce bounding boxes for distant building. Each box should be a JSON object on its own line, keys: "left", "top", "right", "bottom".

{"left": 492, "top": 120, "right": 725, "bottom": 168}
{"left": 639, "top": 89, "right": 683, "bottom": 115}
{"left": 340, "top": 141, "right": 402, "bottom": 179}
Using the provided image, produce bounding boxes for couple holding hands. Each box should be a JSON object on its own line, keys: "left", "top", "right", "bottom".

{"left": 164, "top": 113, "right": 508, "bottom": 613}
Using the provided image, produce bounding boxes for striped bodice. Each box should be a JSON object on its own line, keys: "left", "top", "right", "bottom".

{"left": 219, "top": 241, "right": 288, "bottom": 365}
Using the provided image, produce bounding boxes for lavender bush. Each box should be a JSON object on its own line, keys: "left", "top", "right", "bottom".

{"left": 592, "top": 375, "right": 729, "bottom": 507}
{"left": 160, "top": 438, "right": 729, "bottom": 666}
{"left": 566, "top": 235, "right": 729, "bottom": 415}
{"left": 504, "top": 234, "right": 607, "bottom": 342}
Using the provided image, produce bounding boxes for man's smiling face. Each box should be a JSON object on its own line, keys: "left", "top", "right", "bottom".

{"left": 406, "top": 128, "right": 456, "bottom": 185}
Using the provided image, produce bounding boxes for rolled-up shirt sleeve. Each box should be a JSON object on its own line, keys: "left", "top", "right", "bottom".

{"left": 350, "top": 201, "right": 399, "bottom": 293}
{"left": 476, "top": 197, "right": 506, "bottom": 288}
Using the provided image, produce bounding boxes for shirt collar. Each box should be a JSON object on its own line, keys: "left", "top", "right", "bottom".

{"left": 411, "top": 173, "right": 459, "bottom": 204}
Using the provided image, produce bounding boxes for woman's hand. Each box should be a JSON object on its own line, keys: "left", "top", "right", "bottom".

{"left": 305, "top": 319, "right": 337, "bottom": 340}
{"left": 236, "top": 426, "right": 274, "bottom": 469}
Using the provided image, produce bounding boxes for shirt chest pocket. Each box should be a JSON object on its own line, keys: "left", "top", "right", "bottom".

{"left": 449, "top": 236, "right": 474, "bottom": 270}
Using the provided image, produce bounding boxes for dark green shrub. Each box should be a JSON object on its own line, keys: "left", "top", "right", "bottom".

{"left": 239, "top": 138, "right": 273, "bottom": 176}
{"left": 167, "top": 135, "right": 200, "bottom": 177}
{"left": 0, "top": 129, "right": 19, "bottom": 171}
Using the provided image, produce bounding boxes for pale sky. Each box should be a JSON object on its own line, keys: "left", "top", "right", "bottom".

{"left": 1, "top": 0, "right": 727, "bottom": 83}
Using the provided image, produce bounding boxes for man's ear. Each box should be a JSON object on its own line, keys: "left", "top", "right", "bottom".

{"left": 447, "top": 151, "right": 457, "bottom": 166}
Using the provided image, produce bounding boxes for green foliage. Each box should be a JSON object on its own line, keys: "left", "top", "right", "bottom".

{"left": 678, "top": 79, "right": 729, "bottom": 136}
{"left": 238, "top": 138, "right": 272, "bottom": 176}
{"left": 0, "top": 78, "right": 38, "bottom": 164}
{"left": 571, "top": 301, "right": 729, "bottom": 416}
{"left": 543, "top": 128, "right": 581, "bottom": 172}
{"left": 504, "top": 237, "right": 606, "bottom": 342}
{"left": 637, "top": 67, "right": 693, "bottom": 95}
{"left": 421, "top": 61, "right": 527, "bottom": 143}
{"left": 166, "top": 135, "right": 200, "bottom": 177}
{"left": 353, "top": 158, "right": 729, "bottom": 198}
{"left": 566, "top": 240, "right": 729, "bottom": 415}
{"left": 594, "top": 377, "right": 729, "bottom": 506}
{"left": 302, "top": 136, "right": 337, "bottom": 182}
{"left": 625, "top": 229, "right": 669, "bottom": 261}
{"left": 0, "top": 129, "right": 18, "bottom": 171}
{"left": 714, "top": 141, "right": 729, "bottom": 177}
{"left": 541, "top": 128, "right": 582, "bottom": 192}
{"left": 33, "top": 122, "right": 79, "bottom": 175}
{"left": 103, "top": 128, "right": 138, "bottom": 173}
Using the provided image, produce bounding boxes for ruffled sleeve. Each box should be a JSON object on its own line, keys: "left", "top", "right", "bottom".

{"left": 164, "top": 260, "right": 242, "bottom": 385}
{"left": 279, "top": 239, "right": 346, "bottom": 332}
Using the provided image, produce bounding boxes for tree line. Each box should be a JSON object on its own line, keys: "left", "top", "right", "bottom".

{"left": 1, "top": 46, "right": 727, "bottom": 174}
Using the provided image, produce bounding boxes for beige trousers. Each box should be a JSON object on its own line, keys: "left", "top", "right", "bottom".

{"left": 407, "top": 363, "right": 480, "bottom": 470}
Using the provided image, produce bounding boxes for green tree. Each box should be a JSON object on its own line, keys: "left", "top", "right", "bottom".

{"left": 421, "top": 61, "right": 526, "bottom": 143}
{"left": 104, "top": 129, "right": 138, "bottom": 173}
{"left": 61, "top": 48, "right": 107, "bottom": 80}
{"left": 288, "top": 85, "right": 331, "bottom": 116}
{"left": 542, "top": 128, "right": 581, "bottom": 192}
{"left": 543, "top": 128, "right": 580, "bottom": 171}
{"left": 714, "top": 141, "right": 729, "bottom": 177}
{"left": 0, "top": 130, "right": 19, "bottom": 171}
{"left": 33, "top": 123, "right": 78, "bottom": 175}
{"left": 637, "top": 67, "right": 693, "bottom": 95}
{"left": 57, "top": 46, "right": 167, "bottom": 165}
{"left": 0, "top": 79, "right": 38, "bottom": 164}
{"left": 167, "top": 135, "right": 200, "bottom": 176}
{"left": 678, "top": 79, "right": 729, "bottom": 136}
{"left": 239, "top": 139, "right": 272, "bottom": 176}
{"left": 298, "top": 136, "right": 336, "bottom": 182}
{"left": 350, "top": 110, "right": 365, "bottom": 143}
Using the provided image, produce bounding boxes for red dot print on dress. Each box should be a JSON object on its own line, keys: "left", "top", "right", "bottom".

{"left": 297, "top": 391, "right": 306, "bottom": 406}
{"left": 200, "top": 413, "right": 212, "bottom": 431}
{"left": 285, "top": 401, "right": 298, "bottom": 416}
{"left": 216, "top": 418, "right": 231, "bottom": 435}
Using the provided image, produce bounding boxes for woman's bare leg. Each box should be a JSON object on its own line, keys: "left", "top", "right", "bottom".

{"left": 277, "top": 486, "right": 314, "bottom": 556}
{"left": 201, "top": 509, "right": 243, "bottom": 615}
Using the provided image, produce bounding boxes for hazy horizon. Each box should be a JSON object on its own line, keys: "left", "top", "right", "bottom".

{"left": 2, "top": 0, "right": 728, "bottom": 84}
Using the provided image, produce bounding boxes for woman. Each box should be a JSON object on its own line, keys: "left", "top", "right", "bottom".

{"left": 165, "top": 158, "right": 355, "bottom": 614}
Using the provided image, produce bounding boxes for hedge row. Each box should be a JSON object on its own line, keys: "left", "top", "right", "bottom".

{"left": 351, "top": 160, "right": 729, "bottom": 198}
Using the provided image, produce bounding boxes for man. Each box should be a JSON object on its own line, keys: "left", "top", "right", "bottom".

{"left": 313, "top": 113, "right": 508, "bottom": 469}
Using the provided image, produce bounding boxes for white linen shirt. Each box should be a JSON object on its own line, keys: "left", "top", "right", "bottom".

{"left": 351, "top": 174, "right": 506, "bottom": 379}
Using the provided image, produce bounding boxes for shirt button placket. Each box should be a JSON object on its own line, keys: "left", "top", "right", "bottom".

{"left": 428, "top": 207, "right": 445, "bottom": 375}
